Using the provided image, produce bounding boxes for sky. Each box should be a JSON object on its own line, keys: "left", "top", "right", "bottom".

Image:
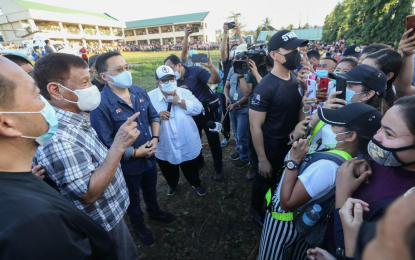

{"left": 28, "top": 0, "right": 343, "bottom": 31}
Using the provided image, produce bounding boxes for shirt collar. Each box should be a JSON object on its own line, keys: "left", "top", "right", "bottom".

{"left": 54, "top": 107, "right": 90, "bottom": 128}
{"left": 103, "top": 84, "right": 130, "bottom": 105}
{"left": 157, "top": 88, "right": 170, "bottom": 102}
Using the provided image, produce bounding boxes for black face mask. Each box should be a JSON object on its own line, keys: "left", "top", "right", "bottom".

{"left": 276, "top": 50, "right": 301, "bottom": 70}
{"left": 368, "top": 139, "right": 415, "bottom": 167}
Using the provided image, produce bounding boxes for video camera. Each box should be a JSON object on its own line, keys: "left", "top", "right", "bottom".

{"left": 233, "top": 42, "right": 268, "bottom": 74}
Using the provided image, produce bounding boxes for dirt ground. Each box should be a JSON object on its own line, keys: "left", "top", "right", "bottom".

{"left": 124, "top": 134, "right": 262, "bottom": 260}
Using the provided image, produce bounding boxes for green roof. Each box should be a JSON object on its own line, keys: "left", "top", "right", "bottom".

{"left": 126, "top": 12, "right": 209, "bottom": 29}
{"left": 13, "top": 0, "right": 118, "bottom": 21}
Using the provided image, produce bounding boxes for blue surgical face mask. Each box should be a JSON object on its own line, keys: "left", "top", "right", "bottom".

{"left": 174, "top": 71, "right": 181, "bottom": 80}
{"left": 189, "top": 50, "right": 198, "bottom": 57}
{"left": 105, "top": 71, "right": 132, "bottom": 89}
{"left": 345, "top": 88, "right": 367, "bottom": 105}
{"left": 316, "top": 69, "right": 328, "bottom": 78}
{"left": 0, "top": 95, "right": 58, "bottom": 146}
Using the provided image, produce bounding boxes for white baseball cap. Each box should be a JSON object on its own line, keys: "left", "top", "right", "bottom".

{"left": 155, "top": 65, "right": 175, "bottom": 81}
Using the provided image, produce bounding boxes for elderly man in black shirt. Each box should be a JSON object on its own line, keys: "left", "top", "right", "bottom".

{"left": 0, "top": 56, "right": 117, "bottom": 259}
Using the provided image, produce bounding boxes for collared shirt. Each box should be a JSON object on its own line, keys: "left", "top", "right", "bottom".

{"left": 177, "top": 65, "right": 212, "bottom": 102}
{"left": 34, "top": 108, "right": 129, "bottom": 232}
{"left": 147, "top": 88, "right": 203, "bottom": 164}
{"left": 90, "top": 84, "right": 161, "bottom": 175}
{"left": 92, "top": 77, "right": 106, "bottom": 92}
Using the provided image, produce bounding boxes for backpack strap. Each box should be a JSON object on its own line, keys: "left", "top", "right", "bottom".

{"left": 298, "top": 150, "right": 351, "bottom": 177}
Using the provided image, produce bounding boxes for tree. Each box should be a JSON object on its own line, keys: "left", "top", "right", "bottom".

{"left": 215, "top": 29, "right": 223, "bottom": 41}
{"left": 280, "top": 26, "right": 286, "bottom": 30}
{"left": 286, "top": 24, "right": 294, "bottom": 30}
{"left": 254, "top": 25, "right": 263, "bottom": 40}
{"left": 303, "top": 23, "right": 310, "bottom": 29}
{"left": 314, "top": 25, "right": 318, "bottom": 29}
{"left": 262, "top": 17, "right": 273, "bottom": 32}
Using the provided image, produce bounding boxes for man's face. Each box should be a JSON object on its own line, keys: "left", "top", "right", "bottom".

{"left": 0, "top": 58, "right": 48, "bottom": 146}
{"left": 100, "top": 55, "right": 129, "bottom": 81}
{"left": 335, "top": 61, "right": 354, "bottom": 74}
{"left": 317, "top": 59, "right": 336, "bottom": 72}
{"left": 299, "top": 46, "right": 308, "bottom": 53}
{"left": 270, "top": 48, "right": 296, "bottom": 65}
{"left": 165, "top": 59, "right": 182, "bottom": 76}
{"left": 189, "top": 44, "right": 197, "bottom": 51}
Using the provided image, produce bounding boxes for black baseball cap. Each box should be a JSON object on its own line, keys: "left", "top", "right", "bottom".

{"left": 267, "top": 30, "right": 308, "bottom": 51}
{"left": 343, "top": 45, "right": 361, "bottom": 57}
{"left": 318, "top": 102, "right": 382, "bottom": 138}
{"left": 329, "top": 64, "right": 387, "bottom": 95}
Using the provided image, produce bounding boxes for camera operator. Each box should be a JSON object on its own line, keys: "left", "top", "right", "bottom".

{"left": 219, "top": 21, "right": 246, "bottom": 147}
{"left": 180, "top": 27, "right": 200, "bottom": 67}
{"left": 249, "top": 30, "right": 308, "bottom": 227}
{"left": 239, "top": 55, "right": 273, "bottom": 180}
{"left": 164, "top": 54, "right": 223, "bottom": 180}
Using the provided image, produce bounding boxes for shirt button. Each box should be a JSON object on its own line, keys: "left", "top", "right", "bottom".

{"left": 140, "top": 123, "right": 142, "bottom": 125}
{"left": 145, "top": 133, "right": 147, "bottom": 135}
{"left": 142, "top": 109, "right": 145, "bottom": 111}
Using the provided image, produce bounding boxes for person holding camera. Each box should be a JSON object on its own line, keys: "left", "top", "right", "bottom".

{"left": 148, "top": 65, "right": 206, "bottom": 196}
{"left": 219, "top": 21, "right": 246, "bottom": 147}
{"left": 180, "top": 27, "right": 200, "bottom": 67}
{"left": 164, "top": 54, "right": 223, "bottom": 180}
{"left": 249, "top": 30, "right": 308, "bottom": 227}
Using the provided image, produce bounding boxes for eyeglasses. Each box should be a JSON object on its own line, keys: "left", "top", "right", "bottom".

{"left": 110, "top": 64, "right": 132, "bottom": 73}
{"left": 161, "top": 78, "right": 176, "bottom": 84}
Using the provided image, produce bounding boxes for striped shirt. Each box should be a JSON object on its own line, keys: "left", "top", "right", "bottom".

{"left": 34, "top": 108, "right": 129, "bottom": 232}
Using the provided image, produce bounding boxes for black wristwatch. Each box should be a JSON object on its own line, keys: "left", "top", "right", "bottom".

{"left": 285, "top": 160, "right": 300, "bottom": 170}
{"left": 238, "top": 75, "right": 245, "bottom": 79}
{"left": 151, "top": 136, "right": 159, "bottom": 141}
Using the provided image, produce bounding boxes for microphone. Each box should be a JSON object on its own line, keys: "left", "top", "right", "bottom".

{"left": 207, "top": 121, "right": 222, "bottom": 133}
{"left": 167, "top": 96, "right": 173, "bottom": 112}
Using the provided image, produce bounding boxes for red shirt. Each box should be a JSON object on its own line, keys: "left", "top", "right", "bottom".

{"left": 80, "top": 47, "right": 87, "bottom": 59}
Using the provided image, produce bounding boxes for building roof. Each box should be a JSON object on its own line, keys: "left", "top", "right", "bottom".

{"left": 126, "top": 12, "right": 209, "bottom": 29}
{"left": 257, "top": 28, "right": 323, "bottom": 41}
{"left": 13, "top": 0, "right": 118, "bottom": 21}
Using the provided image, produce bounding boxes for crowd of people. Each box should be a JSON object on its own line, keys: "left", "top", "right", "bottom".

{"left": 1, "top": 19, "right": 415, "bottom": 260}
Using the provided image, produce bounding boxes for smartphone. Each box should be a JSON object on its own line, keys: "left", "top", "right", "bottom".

{"left": 191, "top": 53, "right": 208, "bottom": 63}
{"left": 308, "top": 72, "right": 317, "bottom": 80}
{"left": 227, "top": 21, "right": 236, "bottom": 29}
{"left": 307, "top": 79, "right": 317, "bottom": 107}
{"left": 336, "top": 75, "right": 347, "bottom": 100}
{"left": 192, "top": 26, "right": 199, "bottom": 33}
{"left": 319, "top": 77, "right": 330, "bottom": 102}
{"left": 406, "top": 15, "right": 415, "bottom": 37}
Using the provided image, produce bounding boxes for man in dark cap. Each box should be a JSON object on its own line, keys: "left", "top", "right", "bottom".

{"left": 88, "top": 54, "right": 106, "bottom": 91}
{"left": 343, "top": 45, "right": 361, "bottom": 58}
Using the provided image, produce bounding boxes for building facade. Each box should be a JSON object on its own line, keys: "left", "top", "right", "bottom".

{"left": 124, "top": 12, "right": 215, "bottom": 45}
{"left": 0, "top": 0, "right": 125, "bottom": 45}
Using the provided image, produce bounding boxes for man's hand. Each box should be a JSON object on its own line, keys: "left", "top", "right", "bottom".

{"left": 248, "top": 60, "right": 259, "bottom": 76}
{"left": 227, "top": 102, "right": 237, "bottom": 111}
{"left": 297, "top": 66, "right": 311, "bottom": 90}
{"left": 180, "top": 85, "right": 188, "bottom": 89}
{"left": 113, "top": 112, "right": 141, "bottom": 151}
{"left": 32, "top": 164, "right": 45, "bottom": 180}
{"left": 134, "top": 141, "right": 153, "bottom": 158}
{"left": 307, "top": 247, "right": 336, "bottom": 260}
{"left": 336, "top": 158, "right": 372, "bottom": 207}
{"left": 289, "top": 136, "right": 311, "bottom": 163}
{"left": 399, "top": 29, "right": 415, "bottom": 56}
{"left": 322, "top": 91, "right": 347, "bottom": 110}
{"left": 300, "top": 51, "right": 313, "bottom": 71}
{"left": 258, "top": 159, "right": 273, "bottom": 178}
{"left": 339, "top": 198, "right": 370, "bottom": 257}
{"left": 225, "top": 96, "right": 231, "bottom": 107}
{"left": 288, "top": 116, "right": 312, "bottom": 145}
{"left": 147, "top": 137, "right": 158, "bottom": 150}
{"left": 223, "top": 22, "right": 229, "bottom": 33}
{"left": 159, "top": 111, "right": 170, "bottom": 120}
{"left": 185, "top": 27, "right": 193, "bottom": 37}
{"left": 316, "top": 86, "right": 328, "bottom": 103}
{"left": 302, "top": 89, "right": 318, "bottom": 109}
{"left": 201, "top": 53, "right": 214, "bottom": 69}
{"left": 172, "top": 92, "right": 180, "bottom": 105}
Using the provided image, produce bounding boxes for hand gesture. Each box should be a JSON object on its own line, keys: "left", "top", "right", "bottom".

{"left": 302, "top": 89, "right": 318, "bottom": 109}
{"left": 306, "top": 247, "right": 336, "bottom": 260}
{"left": 223, "top": 22, "right": 229, "bottom": 33}
{"left": 225, "top": 96, "right": 231, "bottom": 107}
{"left": 335, "top": 158, "right": 372, "bottom": 207}
{"left": 113, "top": 112, "right": 141, "bottom": 151}
{"left": 316, "top": 85, "right": 328, "bottom": 103}
{"left": 322, "top": 91, "right": 347, "bottom": 110}
{"left": 32, "top": 164, "right": 46, "bottom": 180}
{"left": 300, "top": 51, "right": 313, "bottom": 70}
{"left": 185, "top": 27, "right": 193, "bottom": 37}
{"left": 288, "top": 116, "right": 313, "bottom": 145}
{"left": 172, "top": 91, "right": 180, "bottom": 105}
{"left": 289, "top": 136, "right": 311, "bottom": 163}
{"left": 159, "top": 111, "right": 170, "bottom": 120}
{"left": 201, "top": 53, "right": 213, "bottom": 68}
{"left": 227, "top": 102, "right": 237, "bottom": 111}
{"left": 399, "top": 28, "right": 415, "bottom": 56}
{"left": 134, "top": 141, "right": 153, "bottom": 158}
{"left": 297, "top": 66, "right": 311, "bottom": 90}
{"left": 339, "top": 198, "right": 370, "bottom": 257}
{"left": 258, "top": 159, "right": 273, "bottom": 178}
{"left": 248, "top": 60, "right": 258, "bottom": 75}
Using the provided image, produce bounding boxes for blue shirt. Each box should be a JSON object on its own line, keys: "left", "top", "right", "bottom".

{"left": 177, "top": 65, "right": 211, "bottom": 102}
{"left": 90, "top": 85, "right": 161, "bottom": 175}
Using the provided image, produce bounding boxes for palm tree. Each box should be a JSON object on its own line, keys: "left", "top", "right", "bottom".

{"left": 262, "top": 17, "right": 273, "bottom": 32}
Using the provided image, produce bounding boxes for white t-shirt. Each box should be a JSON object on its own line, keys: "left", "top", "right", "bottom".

{"left": 276, "top": 159, "right": 339, "bottom": 207}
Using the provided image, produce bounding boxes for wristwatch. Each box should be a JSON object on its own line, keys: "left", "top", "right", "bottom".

{"left": 238, "top": 75, "right": 245, "bottom": 79}
{"left": 177, "top": 98, "right": 183, "bottom": 105}
{"left": 151, "top": 136, "right": 160, "bottom": 141}
{"left": 285, "top": 160, "right": 300, "bottom": 170}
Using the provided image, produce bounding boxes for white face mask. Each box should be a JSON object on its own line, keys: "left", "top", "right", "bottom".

{"left": 59, "top": 84, "right": 101, "bottom": 111}
{"left": 160, "top": 80, "right": 177, "bottom": 94}
{"left": 322, "top": 124, "right": 350, "bottom": 149}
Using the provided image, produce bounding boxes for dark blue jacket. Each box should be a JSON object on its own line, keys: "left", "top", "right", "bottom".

{"left": 91, "top": 85, "right": 160, "bottom": 175}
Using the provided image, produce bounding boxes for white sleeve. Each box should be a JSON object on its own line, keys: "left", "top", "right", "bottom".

{"left": 298, "top": 160, "right": 339, "bottom": 199}
{"left": 181, "top": 89, "right": 203, "bottom": 116}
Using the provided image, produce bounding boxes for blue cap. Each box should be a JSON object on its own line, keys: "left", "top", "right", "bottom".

{"left": 313, "top": 204, "right": 322, "bottom": 212}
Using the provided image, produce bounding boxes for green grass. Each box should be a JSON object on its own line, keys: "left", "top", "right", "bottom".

{"left": 119, "top": 50, "right": 221, "bottom": 91}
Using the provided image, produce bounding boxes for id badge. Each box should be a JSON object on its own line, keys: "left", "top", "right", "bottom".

{"left": 233, "top": 93, "right": 238, "bottom": 101}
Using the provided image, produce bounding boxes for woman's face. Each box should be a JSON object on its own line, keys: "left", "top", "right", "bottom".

{"left": 335, "top": 61, "right": 354, "bottom": 73}
{"left": 373, "top": 105, "right": 415, "bottom": 165}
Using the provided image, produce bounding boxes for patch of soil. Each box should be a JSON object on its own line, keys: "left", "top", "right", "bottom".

{"left": 124, "top": 134, "right": 262, "bottom": 260}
